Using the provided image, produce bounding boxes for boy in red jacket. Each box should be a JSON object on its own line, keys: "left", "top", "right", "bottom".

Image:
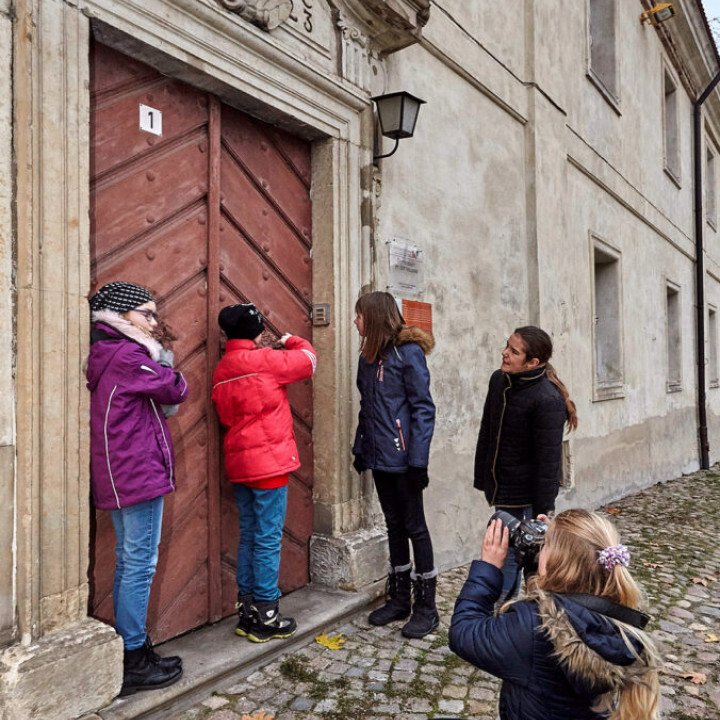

{"left": 212, "top": 303, "right": 317, "bottom": 642}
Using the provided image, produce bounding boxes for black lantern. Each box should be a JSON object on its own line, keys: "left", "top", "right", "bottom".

{"left": 372, "top": 91, "right": 426, "bottom": 162}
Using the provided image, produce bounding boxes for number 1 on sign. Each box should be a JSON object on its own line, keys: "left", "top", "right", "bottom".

{"left": 139, "top": 104, "right": 162, "bottom": 136}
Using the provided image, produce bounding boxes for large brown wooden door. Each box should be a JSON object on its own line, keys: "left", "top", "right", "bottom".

{"left": 89, "top": 42, "right": 314, "bottom": 642}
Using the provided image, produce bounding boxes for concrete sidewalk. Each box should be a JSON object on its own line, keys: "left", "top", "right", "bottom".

{"left": 95, "top": 468, "right": 720, "bottom": 720}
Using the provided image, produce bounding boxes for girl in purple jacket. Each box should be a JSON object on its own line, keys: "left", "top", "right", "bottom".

{"left": 87, "top": 282, "right": 188, "bottom": 697}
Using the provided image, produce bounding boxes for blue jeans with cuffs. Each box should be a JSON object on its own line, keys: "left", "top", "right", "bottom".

{"left": 110, "top": 496, "right": 164, "bottom": 651}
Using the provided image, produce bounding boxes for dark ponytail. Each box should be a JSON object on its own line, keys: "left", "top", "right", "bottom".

{"left": 514, "top": 326, "right": 578, "bottom": 431}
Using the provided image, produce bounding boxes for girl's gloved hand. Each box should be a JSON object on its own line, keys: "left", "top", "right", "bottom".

{"left": 406, "top": 466, "right": 429, "bottom": 491}
{"left": 353, "top": 455, "right": 367, "bottom": 474}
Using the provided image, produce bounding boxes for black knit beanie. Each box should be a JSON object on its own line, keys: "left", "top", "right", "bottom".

{"left": 89, "top": 282, "right": 155, "bottom": 314}
{"left": 218, "top": 303, "right": 265, "bottom": 340}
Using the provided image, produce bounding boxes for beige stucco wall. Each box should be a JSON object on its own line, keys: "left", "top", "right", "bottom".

{"left": 370, "top": 0, "right": 720, "bottom": 570}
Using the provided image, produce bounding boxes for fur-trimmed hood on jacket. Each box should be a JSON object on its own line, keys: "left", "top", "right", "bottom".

{"left": 396, "top": 326, "right": 435, "bottom": 355}
{"left": 533, "top": 589, "right": 656, "bottom": 714}
{"left": 449, "top": 560, "right": 657, "bottom": 720}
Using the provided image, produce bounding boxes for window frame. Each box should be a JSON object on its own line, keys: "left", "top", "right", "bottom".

{"left": 665, "top": 280, "right": 682, "bottom": 393}
{"left": 706, "top": 132, "right": 718, "bottom": 230}
{"left": 662, "top": 65, "right": 681, "bottom": 187}
{"left": 590, "top": 233, "right": 625, "bottom": 402}
{"left": 587, "top": 0, "right": 621, "bottom": 115}
{"left": 709, "top": 304, "right": 719, "bottom": 389}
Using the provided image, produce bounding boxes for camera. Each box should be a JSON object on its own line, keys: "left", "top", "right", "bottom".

{"left": 489, "top": 510, "right": 548, "bottom": 572}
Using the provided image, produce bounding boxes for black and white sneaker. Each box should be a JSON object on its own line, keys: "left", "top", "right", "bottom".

{"left": 246, "top": 599, "right": 297, "bottom": 643}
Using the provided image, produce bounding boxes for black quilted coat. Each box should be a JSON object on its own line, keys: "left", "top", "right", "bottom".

{"left": 473, "top": 367, "right": 567, "bottom": 516}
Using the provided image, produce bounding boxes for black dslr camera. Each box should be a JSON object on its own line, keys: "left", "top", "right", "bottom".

{"left": 489, "top": 510, "right": 548, "bottom": 573}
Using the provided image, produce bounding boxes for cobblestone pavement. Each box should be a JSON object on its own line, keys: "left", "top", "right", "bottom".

{"left": 170, "top": 469, "right": 720, "bottom": 720}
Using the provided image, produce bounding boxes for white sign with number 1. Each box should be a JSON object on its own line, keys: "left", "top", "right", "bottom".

{"left": 139, "top": 104, "right": 162, "bottom": 136}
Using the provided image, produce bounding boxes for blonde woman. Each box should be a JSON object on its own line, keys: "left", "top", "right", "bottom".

{"left": 449, "top": 509, "right": 659, "bottom": 720}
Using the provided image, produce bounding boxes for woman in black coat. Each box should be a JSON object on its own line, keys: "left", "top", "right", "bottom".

{"left": 449, "top": 509, "right": 659, "bottom": 720}
{"left": 474, "top": 326, "right": 577, "bottom": 603}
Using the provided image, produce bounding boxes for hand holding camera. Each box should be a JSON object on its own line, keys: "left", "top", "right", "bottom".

{"left": 487, "top": 510, "right": 548, "bottom": 573}
{"left": 482, "top": 518, "right": 509, "bottom": 568}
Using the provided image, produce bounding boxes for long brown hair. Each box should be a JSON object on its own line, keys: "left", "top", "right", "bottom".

{"left": 514, "top": 326, "right": 578, "bottom": 431}
{"left": 355, "top": 291, "right": 404, "bottom": 364}
{"left": 536, "top": 509, "right": 659, "bottom": 720}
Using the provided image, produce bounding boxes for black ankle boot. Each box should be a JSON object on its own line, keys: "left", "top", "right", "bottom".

{"left": 235, "top": 592, "right": 253, "bottom": 637}
{"left": 119, "top": 644, "right": 183, "bottom": 697}
{"left": 247, "top": 599, "right": 297, "bottom": 643}
{"left": 368, "top": 567, "right": 412, "bottom": 626}
{"left": 143, "top": 635, "right": 182, "bottom": 671}
{"left": 401, "top": 572, "right": 440, "bottom": 638}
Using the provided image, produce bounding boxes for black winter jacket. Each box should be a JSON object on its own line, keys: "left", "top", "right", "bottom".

{"left": 449, "top": 561, "right": 656, "bottom": 720}
{"left": 474, "top": 367, "right": 566, "bottom": 516}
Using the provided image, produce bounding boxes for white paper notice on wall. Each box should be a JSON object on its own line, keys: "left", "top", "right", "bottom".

{"left": 139, "top": 104, "right": 163, "bottom": 136}
{"left": 388, "top": 239, "right": 425, "bottom": 295}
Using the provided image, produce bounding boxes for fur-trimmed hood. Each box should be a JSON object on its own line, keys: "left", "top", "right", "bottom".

{"left": 91, "top": 309, "right": 163, "bottom": 361}
{"left": 533, "top": 590, "right": 656, "bottom": 712}
{"left": 396, "top": 326, "right": 434, "bottom": 355}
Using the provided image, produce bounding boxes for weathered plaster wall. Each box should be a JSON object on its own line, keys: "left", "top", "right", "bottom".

{"left": 0, "top": 0, "right": 16, "bottom": 647}
{"left": 373, "top": 0, "right": 716, "bottom": 571}
{"left": 564, "top": 165, "right": 699, "bottom": 502}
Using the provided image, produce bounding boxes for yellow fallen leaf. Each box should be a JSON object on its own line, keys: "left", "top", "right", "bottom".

{"left": 606, "top": 508, "right": 620, "bottom": 514}
{"left": 691, "top": 577, "right": 708, "bottom": 586}
{"left": 707, "top": 575, "right": 718, "bottom": 582}
{"left": 704, "top": 633, "right": 719, "bottom": 643}
{"left": 241, "top": 713, "right": 275, "bottom": 720}
{"left": 682, "top": 671, "right": 707, "bottom": 685}
{"left": 642, "top": 561, "right": 663, "bottom": 568}
{"left": 315, "top": 631, "right": 346, "bottom": 650}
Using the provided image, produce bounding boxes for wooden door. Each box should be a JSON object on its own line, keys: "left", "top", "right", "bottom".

{"left": 89, "top": 42, "right": 314, "bottom": 642}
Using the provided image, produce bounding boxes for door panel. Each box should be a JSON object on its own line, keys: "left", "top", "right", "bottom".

{"left": 89, "top": 41, "right": 314, "bottom": 642}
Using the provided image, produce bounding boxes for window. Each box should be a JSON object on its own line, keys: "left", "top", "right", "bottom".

{"left": 666, "top": 283, "right": 681, "bottom": 392}
{"left": 663, "top": 70, "right": 680, "bottom": 183}
{"left": 710, "top": 307, "right": 719, "bottom": 388}
{"left": 707, "top": 142, "right": 717, "bottom": 228}
{"left": 588, "top": 0, "right": 618, "bottom": 107}
{"left": 592, "top": 237, "right": 623, "bottom": 400}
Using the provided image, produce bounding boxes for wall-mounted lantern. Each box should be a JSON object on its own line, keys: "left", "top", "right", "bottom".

{"left": 372, "top": 91, "right": 426, "bottom": 163}
{"left": 640, "top": 3, "right": 675, "bottom": 26}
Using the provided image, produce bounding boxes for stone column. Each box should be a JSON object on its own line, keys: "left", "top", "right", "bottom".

{"left": 0, "top": 0, "right": 16, "bottom": 652}
{"left": 308, "top": 1, "right": 431, "bottom": 591}
{"left": 0, "top": 1, "right": 122, "bottom": 718}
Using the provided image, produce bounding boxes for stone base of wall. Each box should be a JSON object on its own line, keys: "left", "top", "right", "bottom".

{"left": 310, "top": 527, "right": 389, "bottom": 592}
{"left": 0, "top": 618, "right": 123, "bottom": 720}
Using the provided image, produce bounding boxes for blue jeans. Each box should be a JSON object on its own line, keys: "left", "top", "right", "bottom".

{"left": 233, "top": 484, "right": 288, "bottom": 602}
{"left": 110, "top": 496, "right": 164, "bottom": 651}
{"left": 496, "top": 506, "right": 533, "bottom": 606}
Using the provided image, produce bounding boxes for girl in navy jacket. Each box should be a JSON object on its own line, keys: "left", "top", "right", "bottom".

{"left": 352, "top": 291, "right": 438, "bottom": 638}
{"left": 449, "top": 509, "right": 659, "bottom": 720}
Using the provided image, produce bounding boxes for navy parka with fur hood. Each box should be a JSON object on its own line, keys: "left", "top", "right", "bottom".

{"left": 353, "top": 327, "right": 435, "bottom": 473}
{"left": 449, "top": 561, "right": 656, "bottom": 720}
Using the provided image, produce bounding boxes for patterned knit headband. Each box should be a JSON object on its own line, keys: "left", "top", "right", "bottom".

{"left": 89, "top": 282, "right": 155, "bottom": 314}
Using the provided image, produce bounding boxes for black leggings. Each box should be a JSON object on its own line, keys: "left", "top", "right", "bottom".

{"left": 373, "top": 470, "right": 435, "bottom": 573}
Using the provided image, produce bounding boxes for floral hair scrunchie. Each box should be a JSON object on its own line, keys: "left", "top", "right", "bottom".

{"left": 597, "top": 544, "right": 630, "bottom": 571}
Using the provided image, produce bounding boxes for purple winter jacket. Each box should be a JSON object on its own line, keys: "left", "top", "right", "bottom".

{"left": 87, "top": 321, "right": 189, "bottom": 510}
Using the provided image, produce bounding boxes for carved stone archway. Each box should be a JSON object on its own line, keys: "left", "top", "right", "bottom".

{"left": 218, "top": 0, "right": 293, "bottom": 30}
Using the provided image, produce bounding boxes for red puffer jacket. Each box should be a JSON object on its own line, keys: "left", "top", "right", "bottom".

{"left": 212, "top": 336, "right": 317, "bottom": 484}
